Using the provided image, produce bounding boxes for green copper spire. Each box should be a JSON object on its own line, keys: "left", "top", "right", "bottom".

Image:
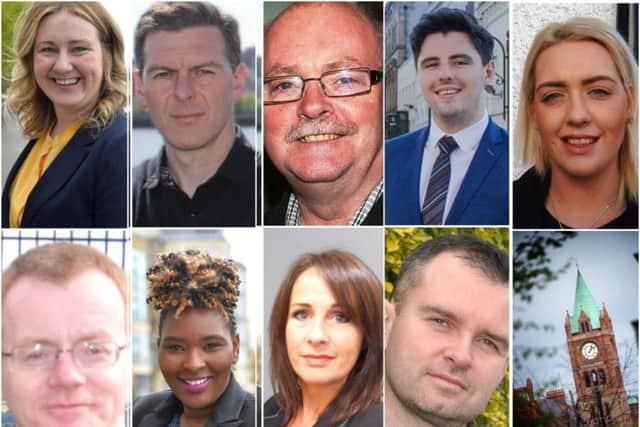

{"left": 570, "top": 269, "right": 600, "bottom": 333}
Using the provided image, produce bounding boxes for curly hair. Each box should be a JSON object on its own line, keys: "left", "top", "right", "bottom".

{"left": 5, "top": 2, "right": 127, "bottom": 139}
{"left": 146, "top": 249, "right": 240, "bottom": 336}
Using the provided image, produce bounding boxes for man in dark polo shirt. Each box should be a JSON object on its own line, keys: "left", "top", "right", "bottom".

{"left": 132, "top": 2, "right": 257, "bottom": 227}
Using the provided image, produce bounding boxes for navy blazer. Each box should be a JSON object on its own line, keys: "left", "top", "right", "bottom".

{"left": 385, "top": 118, "right": 508, "bottom": 225}
{"left": 2, "top": 113, "right": 127, "bottom": 228}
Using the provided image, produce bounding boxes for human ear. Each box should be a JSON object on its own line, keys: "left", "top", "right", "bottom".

{"left": 384, "top": 300, "right": 396, "bottom": 350}
{"left": 133, "top": 70, "right": 147, "bottom": 109}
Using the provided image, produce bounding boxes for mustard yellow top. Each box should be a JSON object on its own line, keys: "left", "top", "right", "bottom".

{"left": 9, "top": 119, "right": 85, "bottom": 228}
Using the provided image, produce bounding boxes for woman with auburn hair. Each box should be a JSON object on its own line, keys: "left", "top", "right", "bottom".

{"left": 265, "top": 250, "right": 383, "bottom": 427}
{"left": 2, "top": 1, "right": 127, "bottom": 228}
{"left": 513, "top": 17, "right": 638, "bottom": 229}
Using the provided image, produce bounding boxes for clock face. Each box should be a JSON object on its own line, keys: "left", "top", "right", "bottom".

{"left": 582, "top": 342, "right": 598, "bottom": 360}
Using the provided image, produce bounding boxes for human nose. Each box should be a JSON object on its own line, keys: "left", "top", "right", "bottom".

{"left": 47, "top": 351, "right": 86, "bottom": 388}
{"left": 297, "top": 80, "right": 333, "bottom": 119}
{"left": 437, "top": 62, "right": 454, "bottom": 82}
{"left": 174, "top": 72, "right": 195, "bottom": 101}
{"left": 567, "top": 93, "right": 591, "bottom": 126}
{"left": 52, "top": 51, "right": 73, "bottom": 74}
{"left": 306, "top": 318, "right": 329, "bottom": 344}
{"left": 443, "top": 335, "right": 473, "bottom": 370}
{"left": 183, "top": 349, "right": 206, "bottom": 371}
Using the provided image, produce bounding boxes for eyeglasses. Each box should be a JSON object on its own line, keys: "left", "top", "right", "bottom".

{"left": 264, "top": 67, "right": 383, "bottom": 104}
{"left": 2, "top": 341, "right": 127, "bottom": 370}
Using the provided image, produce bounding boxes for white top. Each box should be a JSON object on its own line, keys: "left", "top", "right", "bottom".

{"left": 419, "top": 112, "right": 489, "bottom": 224}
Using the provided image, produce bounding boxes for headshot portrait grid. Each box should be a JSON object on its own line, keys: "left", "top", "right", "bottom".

{"left": 263, "top": 227, "right": 384, "bottom": 426}
{"left": 1, "top": 230, "right": 131, "bottom": 427}
{"left": 384, "top": 228, "right": 509, "bottom": 427}
{"left": 130, "top": 229, "right": 259, "bottom": 427}
{"left": 384, "top": 2, "right": 509, "bottom": 226}
{"left": 131, "top": 1, "right": 258, "bottom": 227}
{"left": 263, "top": 2, "right": 384, "bottom": 226}
{"left": 512, "top": 3, "right": 639, "bottom": 229}
{"left": 1, "top": 1, "right": 128, "bottom": 229}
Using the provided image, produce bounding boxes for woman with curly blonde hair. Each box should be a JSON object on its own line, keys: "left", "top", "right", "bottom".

{"left": 2, "top": 1, "right": 127, "bottom": 228}
{"left": 513, "top": 17, "right": 637, "bottom": 228}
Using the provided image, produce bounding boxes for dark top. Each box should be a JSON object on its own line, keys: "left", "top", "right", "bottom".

{"left": 513, "top": 167, "right": 638, "bottom": 229}
{"left": 263, "top": 396, "right": 382, "bottom": 427}
{"left": 264, "top": 193, "right": 383, "bottom": 226}
{"left": 132, "top": 375, "right": 256, "bottom": 427}
{"left": 133, "top": 130, "right": 257, "bottom": 227}
{"left": 2, "top": 112, "right": 127, "bottom": 228}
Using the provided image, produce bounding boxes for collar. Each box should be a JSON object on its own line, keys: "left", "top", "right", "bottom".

{"left": 427, "top": 111, "right": 489, "bottom": 153}
{"left": 142, "top": 124, "right": 253, "bottom": 191}
{"left": 139, "top": 374, "right": 250, "bottom": 426}
{"left": 284, "top": 180, "right": 383, "bottom": 226}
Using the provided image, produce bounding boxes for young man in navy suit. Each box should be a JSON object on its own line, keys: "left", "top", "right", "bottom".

{"left": 385, "top": 8, "right": 508, "bottom": 225}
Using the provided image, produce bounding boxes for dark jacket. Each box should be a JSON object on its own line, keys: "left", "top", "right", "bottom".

{"left": 385, "top": 118, "right": 508, "bottom": 225}
{"left": 2, "top": 113, "right": 127, "bottom": 228}
{"left": 133, "top": 375, "right": 256, "bottom": 427}
{"left": 263, "top": 396, "right": 382, "bottom": 427}
{"left": 514, "top": 167, "right": 638, "bottom": 229}
{"left": 264, "top": 193, "right": 383, "bottom": 226}
{"left": 132, "top": 130, "right": 257, "bottom": 227}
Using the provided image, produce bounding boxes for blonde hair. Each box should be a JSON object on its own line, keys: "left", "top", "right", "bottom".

{"left": 516, "top": 17, "right": 638, "bottom": 202}
{"left": 5, "top": 2, "right": 127, "bottom": 139}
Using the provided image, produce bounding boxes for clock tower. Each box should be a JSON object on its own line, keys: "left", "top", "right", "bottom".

{"left": 565, "top": 269, "right": 633, "bottom": 426}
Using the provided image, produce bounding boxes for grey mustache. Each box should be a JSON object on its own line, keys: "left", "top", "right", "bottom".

{"left": 286, "top": 119, "right": 357, "bottom": 142}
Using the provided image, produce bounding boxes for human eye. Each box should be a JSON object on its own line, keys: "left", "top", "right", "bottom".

{"left": 19, "top": 343, "right": 53, "bottom": 365}
{"left": 38, "top": 46, "right": 57, "bottom": 55}
{"left": 203, "top": 342, "right": 223, "bottom": 352}
{"left": 151, "top": 70, "right": 171, "bottom": 80}
{"left": 453, "top": 58, "right": 470, "bottom": 67}
{"left": 267, "top": 77, "right": 299, "bottom": 94}
{"left": 71, "top": 45, "right": 89, "bottom": 55}
{"left": 292, "top": 309, "right": 309, "bottom": 321}
{"left": 163, "top": 343, "right": 184, "bottom": 353}
{"left": 195, "top": 67, "right": 216, "bottom": 77}
{"left": 429, "top": 317, "right": 451, "bottom": 330}
{"left": 540, "top": 92, "right": 563, "bottom": 105}
{"left": 589, "top": 87, "right": 611, "bottom": 98}
{"left": 476, "top": 336, "right": 501, "bottom": 355}
{"left": 331, "top": 311, "right": 350, "bottom": 324}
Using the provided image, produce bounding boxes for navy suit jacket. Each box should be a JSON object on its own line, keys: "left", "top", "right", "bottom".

{"left": 385, "top": 118, "right": 508, "bottom": 225}
{"left": 2, "top": 113, "right": 127, "bottom": 228}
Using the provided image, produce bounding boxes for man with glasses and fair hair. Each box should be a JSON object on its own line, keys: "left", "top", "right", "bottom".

{"left": 2, "top": 243, "right": 129, "bottom": 427}
{"left": 263, "top": 2, "right": 383, "bottom": 225}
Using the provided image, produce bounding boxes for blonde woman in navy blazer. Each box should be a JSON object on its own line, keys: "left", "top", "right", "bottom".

{"left": 2, "top": 2, "right": 127, "bottom": 228}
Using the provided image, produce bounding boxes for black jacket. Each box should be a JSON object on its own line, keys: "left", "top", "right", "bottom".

{"left": 2, "top": 113, "right": 127, "bottom": 228}
{"left": 514, "top": 167, "right": 638, "bottom": 229}
{"left": 263, "top": 396, "right": 381, "bottom": 427}
{"left": 133, "top": 375, "right": 256, "bottom": 427}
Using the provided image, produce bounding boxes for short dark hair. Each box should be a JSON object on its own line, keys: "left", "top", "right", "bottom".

{"left": 410, "top": 7, "right": 494, "bottom": 66}
{"left": 392, "top": 235, "right": 508, "bottom": 311}
{"left": 269, "top": 250, "right": 382, "bottom": 425}
{"left": 134, "top": 1, "right": 241, "bottom": 71}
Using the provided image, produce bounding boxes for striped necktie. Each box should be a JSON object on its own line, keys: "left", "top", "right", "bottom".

{"left": 422, "top": 135, "right": 458, "bottom": 225}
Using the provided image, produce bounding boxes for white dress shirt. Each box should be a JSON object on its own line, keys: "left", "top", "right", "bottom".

{"left": 419, "top": 112, "right": 489, "bottom": 224}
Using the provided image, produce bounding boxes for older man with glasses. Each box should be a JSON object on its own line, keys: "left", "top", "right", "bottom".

{"left": 263, "top": 2, "right": 383, "bottom": 226}
{"left": 1, "top": 243, "right": 129, "bottom": 427}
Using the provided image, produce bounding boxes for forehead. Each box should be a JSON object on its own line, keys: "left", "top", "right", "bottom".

{"left": 410, "top": 253, "right": 508, "bottom": 323}
{"left": 290, "top": 268, "right": 336, "bottom": 305}
{"left": 265, "top": 4, "right": 380, "bottom": 74}
{"left": 2, "top": 270, "right": 126, "bottom": 342}
{"left": 163, "top": 309, "right": 229, "bottom": 337}
{"left": 418, "top": 31, "right": 480, "bottom": 60}
{"left": 535, "top": 40, "right": 620, "bottom": 82}
{"left": 36, "top": 10, "right": 100, "bottom": 42}
{"left": 143, "top": 26, "right": 228, "bottom": 69}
